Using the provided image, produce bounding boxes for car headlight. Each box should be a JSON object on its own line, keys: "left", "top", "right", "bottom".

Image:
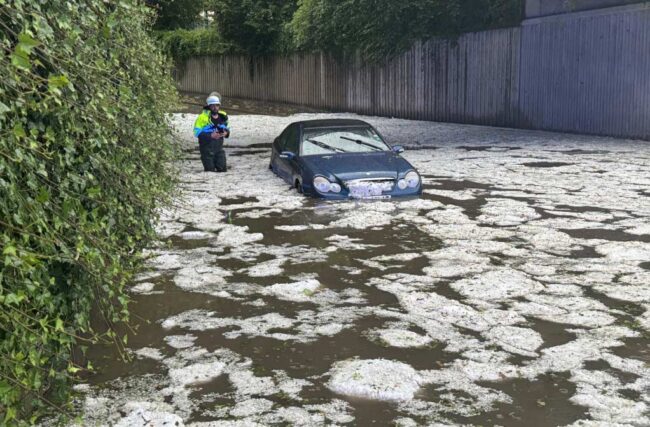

{"left": 404, "top": 171, "right": 420, "bottom": 188}
{"left": 314, "top": 176, "right": 332, "bottom": 193}
{"left": 397, "top": 179, "right": 407, "bottom": 190}
{"left": 330, "top": 183, "right": 341, "bottom": 193}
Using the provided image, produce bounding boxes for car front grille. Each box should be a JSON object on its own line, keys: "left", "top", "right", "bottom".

{"left": 345, "top": 178, "right": 395, "bottom": 198}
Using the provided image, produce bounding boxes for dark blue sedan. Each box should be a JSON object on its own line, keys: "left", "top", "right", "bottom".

{"left": 270, "top": 119, "right": 422, "bottom": 199}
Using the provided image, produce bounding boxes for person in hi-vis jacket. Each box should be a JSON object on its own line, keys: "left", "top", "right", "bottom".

{"left": 193, "top": 94, "right": 230, "bottom": 172}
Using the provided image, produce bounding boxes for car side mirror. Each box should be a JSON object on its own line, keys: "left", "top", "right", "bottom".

{"left": 392, "top": 145, "right": 405, "bottom": 153}
{"left": 280, "top": 151, "right": 296, "bottom": 160}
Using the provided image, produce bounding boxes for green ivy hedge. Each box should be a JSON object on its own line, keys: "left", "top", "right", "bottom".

{"left": 0, "top": 0, "right": 178, "bottom": 424}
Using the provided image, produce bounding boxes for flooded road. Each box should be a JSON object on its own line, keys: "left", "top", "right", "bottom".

{"left": 70, "top": 113, "right": 650, "bottom": 426}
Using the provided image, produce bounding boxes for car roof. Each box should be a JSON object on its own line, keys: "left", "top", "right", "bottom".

{"left": 295, "top": 119, "right": 372, "bottom": 129}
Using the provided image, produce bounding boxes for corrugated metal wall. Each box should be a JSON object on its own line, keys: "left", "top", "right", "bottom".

{"left": 519, "top": 4, "right": 650, "bottom": 138}
{"left": 175, "top": 3, "right": 650, "bottom": 140}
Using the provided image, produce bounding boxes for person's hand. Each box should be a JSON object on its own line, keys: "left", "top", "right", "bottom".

{"left": 211, "top": 130, "right": 224, "bottom": 139}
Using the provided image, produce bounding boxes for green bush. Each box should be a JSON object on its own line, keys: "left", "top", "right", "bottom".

{"left": 0, "top": 0, "right": 178, "bottom": 424}
{"left": 289, "top": 0, "right": 522, "bottom": 61}
{"left": 156, "top": 28, "right": 234, "bottom": 60}
{"left": 213, "top": 0, "right": 298, "bottom": 56}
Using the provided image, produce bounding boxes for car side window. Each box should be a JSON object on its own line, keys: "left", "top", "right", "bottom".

{"left": 276, "top": 129, "right": 287, "bottom": 151}
{"left": 284, "top": 125, "right": 299, "bottom": 154}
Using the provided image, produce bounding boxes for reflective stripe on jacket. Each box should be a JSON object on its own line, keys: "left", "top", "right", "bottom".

{"left": 193, "top": 109, "right": 229, "bottom": 138}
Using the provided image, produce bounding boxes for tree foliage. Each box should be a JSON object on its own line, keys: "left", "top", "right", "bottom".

{"left": 155, "top": 28, "right": 232, "bottom": 60}
{"left": 161, "top": 0, "right": 522, "bottom": 61}
{"left": 214, "top": 0, "right": 298, "bottom": 56}
{"left": 0, "top": 0, "right": 178, "bottom": 424}
{"left": 290, "top": 0, "right": 522, "bottom": 60}
{"left": 149, "top": 0, "right": 207, "bottom": 30}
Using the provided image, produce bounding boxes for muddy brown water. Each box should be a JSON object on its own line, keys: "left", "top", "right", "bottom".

{"left": 76, "top": 147, "right": 650, "bottom": 426}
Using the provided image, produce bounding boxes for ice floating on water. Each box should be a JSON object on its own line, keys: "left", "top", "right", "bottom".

{"left": 570, "top": 368, "right": 650, "bottom": 425}
{"left": 229, "top": 369, "right": 276, "bottom": 397}
{"left": 264, "top": 279, "right": 321, "bottom": 302}
{"left": 237, "top": 208, "right": 283, "bottom": 219}
{"left": 596, "top": 241, "right": 650, "bottom": 263}
{"left": 485, "top": 326, "right": 543, "bottom": 357}
{"left": 594, "top": 283, "right": 650, "bottom": 303}
{"left": 245, "top": 258, "right": 286, "bottom": 277}
{"left": 130, "top": 282, "right": 156, "bottom": 294}
{"left": 274, "top": 225, "right": 312, "bottom": 232}
{"left": 214, "top": 224, "right": 264, "bottom": 247}
{"left": 451, "top": 269, "right": 544, "bottom": 301}
{"left": 327, "top": 359, "right": 423, "bottom": 401}
{"left": 174, "top": 265, "right": 231, "bottom": 292}
{"left": 423, "top": 247, "right": 491, "bottom": 278}
{"left": 625, "top": 223, "right": 650, "bottom": 235}
{"left": 115, "top": 407, "right": 183, "bottom": 427}
{"left": 477, "top": 198, "right": 541, "bottom": 226}
{"left": 169, "top": 361, "right": 225, "bottom": 388}
{"left": 514, "top": 294, "right": 616, "bottom": 328}
{"left": 156, "top": 221, "right": 186, "bottom": 239}
{"left": 521, "top": 227, "right": 578, "bottom": 253}
{"left": 396, "top": 198, "right": 445, "bottom": 210}
{"left": 229, "top": 398, "right": 274, "bottom": 417}
{"left": 178, "top": 230, "right": 215, "bottom": 240}
{"left": 325, "top": 234, "right": 381, "bottom": 251}
{"left": 164, "top": 335, "right": 197, "bottom": 349}
{"left": 423, "top": 188, "right": 479, "bottom": 200}
{"left": 371, "top": 328, "right": 433, "bottom": 348}
{"left": 421, "top": 223, "right": 515, "bottom": 241}
{"left": 329, "top": 208, "right": 394, "bottom": 229}
{"left": 134, "top": 347, "right": 165, "bottom": 361}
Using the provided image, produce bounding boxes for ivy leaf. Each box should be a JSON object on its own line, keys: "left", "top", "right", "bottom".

{"left": 10, "top": 50, "right": 30, "bottom": 70}
{"left": 2, "top": 245, "right": 17, "bottom": 257}
{"left": 0, "top": 381, "right": 12, "bottom": 396}
{"left": 55, "top": 318, "right": 64, "bottom": 332}
{"left": 37, "top": 187, "right": 50, "bottom": 203}
{"left": 0, "top": 101, "right": 9, "bottom": 116}
{"left": 48, "top": 74, "right": 70, "bottom": 91}
{"left": 18, "top": 33, "right": 40, "bottom": 50}
{"left": 12, "top": 123, "right": 26, "bottom": 138}
{"left": 87, "top": 187, "right": 101, "bottom": 197}
{"left": 4, "top": 293, "right": 23, "bottom": 305}
{"left": 4, "top": 406, "right": 17, "bottom": 423}
{"left": 11, "top": 33, "right": 40, "bottom": 70}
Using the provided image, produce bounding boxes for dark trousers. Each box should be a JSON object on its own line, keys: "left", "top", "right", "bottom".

{"left": 198, "top": 134, "right": 226, "bottom": 172}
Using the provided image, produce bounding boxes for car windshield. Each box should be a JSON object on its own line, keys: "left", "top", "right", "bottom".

{"left": 301, "top": 126, "right": 390, "bottom": 156}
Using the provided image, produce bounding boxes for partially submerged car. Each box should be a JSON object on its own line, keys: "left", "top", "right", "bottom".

{"left": 270, "top": 119, "right": 421, "bottom": 199}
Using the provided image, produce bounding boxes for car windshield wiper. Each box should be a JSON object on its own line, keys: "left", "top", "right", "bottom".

{"left": 306, "top": 139, "right": 347, "bottom": 153}
{"left": 339, "top": 135, "right": 383, "bottom": 151}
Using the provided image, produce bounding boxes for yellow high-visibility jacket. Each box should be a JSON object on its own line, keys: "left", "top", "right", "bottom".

{"left": 193, "top": 109, "right": 229, "bottom": 138}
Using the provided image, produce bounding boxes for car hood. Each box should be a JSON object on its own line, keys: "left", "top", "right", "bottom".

{"left": 300, "top": 152, "right": 414, "bottom": 182}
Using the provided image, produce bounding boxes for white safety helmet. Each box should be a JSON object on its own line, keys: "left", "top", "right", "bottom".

{"left": 206, "top": 95, "right": 221, "bottom": 106}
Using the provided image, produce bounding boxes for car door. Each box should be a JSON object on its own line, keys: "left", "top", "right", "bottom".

{"left": 275, "top": 124, "right": 299, "bottom": 183}
{"left": 271, "top": 128, "right": 287, "bottom": 175}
